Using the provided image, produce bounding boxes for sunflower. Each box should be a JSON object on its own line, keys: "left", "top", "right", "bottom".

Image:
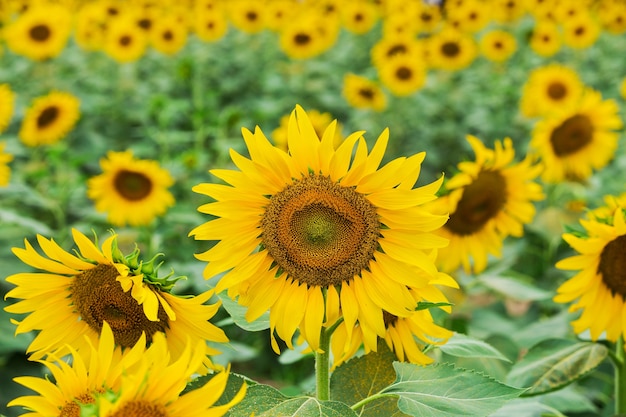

{"left": 342, "top": 73, "right": 387, "bottom": 112}
{"left": 448, "top": 0, "right": 491, "bottom": 34}
{"left": 561, "top": 11, "right": 601, "bottom": 50}
{"left": 190, "top": 105, "right": 454, "bottom": 353}
{"left": 4, "top": 228, "right": 228, "bottom": 366}
{"left": 103, "top": 15, "right": 148, "bottom": 63}
{"left": 554, "top": 206, "right": 626, "bottom": 343}
{"left": 0, "top": 141, "right": 13, "bottom": 187}
{"left": 0, "top": 83, "right": 16, "bottom": 134}
{"left": 429, "top": 135, "right": 544, "bottom": 274}
{"left": 382, "top": 12, "right": 420, "bottom": 37}
{"left": 271, "top": 108, "right": 343, "bottom": 152}
{"left": 4, "top": 2, "right": 72, "bottom": 61}
{"left": 530, "top": 89, "right": 623, "bottom": 183}
{"left": 414, "top": 2, "right": 442, "bottom": 34}
{"left": 340, "top": 0, "right": 379, "bottom": 35}
{"left": 377, "top": 53, "right": 427, "bottom": 97}
{"left": 87, "top": 150, "right": 174, "bottom": 227}
{"left": 149, "top": 14, "right": 188, "bottom": 55}
{"left": 620, "top": 77, "right": 626, "bottom": 100}
{"left": 193, "top": 5, "right": 229, "bottom": 42}
{"left": 427, "top": 26, "right": 477, "bottom": 71}
{"left": 491, "top": 0, "right": 527, "bottom": 23}
{"left": 19, "top": 91, "right": 80, "bottom": 147}
{"left": 529, "top": 20, "right": 562, "bottom": 57}
{"left": 519, "top": 64, "right": 584, "bottom": 119}
{"left": 479, "top": 29, "right": 517, "bottom": 63}
{"left": 9, "top": 322, "right": 245, "bottom": 417}
{"left": 279, "top": 13, "right": 337, "bottom": 60}
{"left": 74, "top": 3, "right": 108, "bottom": 51}
{"left": 598, "top": 1, "right": 626, "bottom": 35}
{"left": 370, "top": 33, "right": 425, "bottom": 70}
{"left": 227, "top": 0, "right": 266, "bottom": 34}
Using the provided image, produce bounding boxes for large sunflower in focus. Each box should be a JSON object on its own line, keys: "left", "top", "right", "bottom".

{"left": 19, "top": 91, "right": 80, "bottom": 147}
{"left": 190, "top": 105, "right": 455, "bottom": 353}
{"left": 430, "top": 135, "right": 544, "bottom": 274}
{"left": 4, "top": 229, "right": 227, "bottom": 367}
{"left": 530, "top": 89, "right": 623, "bottom": 183}
{"left": 271, "top": 109, "right": 343, "bottom": 151}
{"left": 87, "top": 150, "right": 175, "bottom": 226}
{"left": 555, "top": 206, "right": 626, "bottom": 343}
{"left": 520, "top": 64, "right": 584, "bottom": 119}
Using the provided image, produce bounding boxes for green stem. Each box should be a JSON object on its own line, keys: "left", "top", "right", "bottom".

{"left": 351, "top": 393, "right": 395, "bottom": 412}
{"left": 315, "top": 325, "right": 331, "bottom": 401}
{"left": 615, "top": 337, "right": 626, "bottom": 414}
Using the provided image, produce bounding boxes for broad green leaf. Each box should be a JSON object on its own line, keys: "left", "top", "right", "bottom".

{"left": 218, "top": 293, "right": 270, "bottom": 331}
{"left": 477, "top": 274, "right": 552, "bottom": 301}
{"left": 381, "top": 362, "right": 525, "bottom": 417}
{"left": 226, "top": 384, "right": 358, "bottom": 417}
{"left": 330, "top": 341, "right": 410, "bottom": 417}
{"left": 487, "top": 398, "right": 566, "bottom": 417}
{"left": 506, "top": 339, "right": 608, "bottom": 396}
{"left": 439, "top": 333, "right": 511, "bottom": 363}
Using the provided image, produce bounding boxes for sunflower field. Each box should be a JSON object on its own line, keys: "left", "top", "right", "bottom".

{"left": 2, "top": 0, "right": 626, "bottom": 416}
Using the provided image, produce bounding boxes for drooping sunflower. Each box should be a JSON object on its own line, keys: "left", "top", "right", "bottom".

{"left": 519, "top": 64, "right": 584, "bottom": 119}
{"left": 149, "top": 14, "right": 188, "bottom": 55}
{"left": 0, "top": 141, "right": 13, "bottom": 187}
{"left": 530, "top": 89, "right": 623, "bottom": 183}
{"left": 342, "top": 73, "right": 387, "bottom": 112}
{"left": 4, "top": 229, "right": 228, "bottom": 366}
{"left": 87, "top": 150, "right": 175, "bottom": 227}
{"left": 271, "top": 108, "right": 343, "bottom": 152}
{"left": 561, "top": 11, "right": 601, "bottom": 50}
{"left": 19, "top": 91, "right": 80, "bottom": 147}
{"left": 103, "top": 15, "right": 148, "bottom": 63}
{"left": 377, "top": 53, "right": 427, "bottom": 97}
{"left": 427, "top": 26, "right": 477, "bottom": 71}
{"left": 529, "top": 19, "right": 562, "bottom": 57}
{"left": 190, "top": 105, "right": 454, "bottom": 353}
{"left": 0, "top": 83, "right": 16, "bottom": 134}
{"left": 479, "top": 29, "right": 517, "bottom": 63}
{"left": 9, "top": 322, "right": 245, "bottom": 417}
{"left": 4, "top": 2, "right": 72, "bottom": 61}
{"left": 429, "top": 135, "right": 544, "bottom": 274}
{"left": 555, "top": 206, "right": 626, "bottom": 343}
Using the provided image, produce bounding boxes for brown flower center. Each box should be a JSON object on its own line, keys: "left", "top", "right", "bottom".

{"left": 29, "top": 24, "right": 51, "bottom": 41}
{"left": 71, "top": 264, "right": 169, "bottom": 347}
{"left": 386, "top": 44, "right": 407, "bottom": 57}
{"left": 107, "top": 400, "right": 168, "bottom": 417}
{"left": 163, "top": 30, "right": 173, "bottom": 41}
{"left": 262, "top": 174, "right": 380, "bottom": 287}
{"left": 295, "top": 33, "right": 311, "bottom": 45}
{"left": 36, "top": 106, "right": 59, "bottom": 129}
{"left": 445, "top": 170, "right": 507, "bottom": 236}
{"left": 60, "top": 392, "right": 96, "bottom": 417}
{"left": 441, "top": 41, "right": 460, "bottom": 57}
{"left": 598, "top": 234, "right": 626, "bottom": 298}
{"left": 547, "top": 82, "right": 567, "bottom": 100}
{"left": 120, "top": 35, "right": 132, "bottom": 46}
{"left": 358, "top": 88, "right": 374, "bottom": 99}
{"left": 549, "top": 114, "right": 593, "bottom": 157}
{"left": 396, "top": 66, "right": 412, "bottom": 80}
{"left": 114, "top": 170, "right": 153, "bottom": 201}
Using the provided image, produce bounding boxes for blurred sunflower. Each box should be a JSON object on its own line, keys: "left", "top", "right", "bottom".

{"left": 279, "top": 14, "right": 335, "bottom": 60}
{"left": 4, "top": 228, "right": 228, "bottom": 366}
{"left": 427, "top": 26, "right": 477, "bottom": 71}
{"left": 340, "top": 0, "right": 379, "bottom": 35}
{"left": 598, "top": 1, "right": 626, "bottom": 35}
{"left": 4, "top": 2, "right": 72, "bottom": 60}
{"left": 87, "top": 150, "right": 175, "bottom": 227}
{"left": 414, "top": 3, "right": 442, "bottom": 34}
{"left": 74, "top": 3, "right": 108, "bottom": 51}
{"left": 342, "top": 73, "right": 387, "bottom": 112}
{"left": 491, "top": 0, "right": 526, "bottom": 23}
{"left": 448, "top": 0, "right": 491, "bottom": 34}
{"left": 620, "top": 77, "right": 626, "bottom": 100}
{"left": 529, "top": 20, "right": 561, "bottom": 57}
{"left": 0, "top": 141, "right": 13, "bottom": 186}
{"left": 555, "top": 206, "right": 626, "bottom": 343}
{"left": 228, "top": 0, "right": 266, "bottom": 34}
{"left": 530, "top": 89, "right": 623, "bottom": 183}
{"left": 265, "top": 0, "right": 297, "bottom": 31}
{"left": 103, "top": 15, "right": 148, "bottom": 63}
{"left": 190, "top": 105, "right": 454, "bottom": 353}
{"left": 193, "top": 5, "right": 229, "bottom": 42}
{"left": 382, "top": 12, "right": 420, "bottom": 37}
{"left": 377, "top": 53, "right": 427, "bottom": 97}
{"left": 19, "top": 91, "right": 80, "bottom": 147}
{"left": 150, "top": 14, "right": 188, "bottom": 55}
{"left": 0, "top": 83, "right": 16, "bottom": 134}
{"left": 370, "top": 33, "right": 425, "bottom": 70}
{"left": 561, "top": 11, "right": 600, "bottom": 49}
{"left": 479, "top": 29, "right": 517, "bottom": 63}
{"left": 430, "top": 135, "right": 544, "bottom": 274}
{"left": 519, "top": 64, "right": 584, "bottom": 118}
{"left": 271, "top": 108, "right": 343, "bottom": 151}
{"left": 9, "top": 322, "right": 245, "bottom": 417}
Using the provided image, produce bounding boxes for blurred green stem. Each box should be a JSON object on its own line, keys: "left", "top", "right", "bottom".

{"left": 316, "top": 324, "right": 331, "bottom": 401}
{"left": 615, "top": 336, "right": 626, "bottom": 414}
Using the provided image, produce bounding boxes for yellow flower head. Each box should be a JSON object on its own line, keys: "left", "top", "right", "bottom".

{"left": 19, "top": 91, "right": 80, "bottom": 147}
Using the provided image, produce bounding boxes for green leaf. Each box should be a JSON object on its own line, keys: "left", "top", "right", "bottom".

{"left": 330, "top": 341, "right": 410, "bottom": 417}
{"left": 439, "top": 333, "right": 511, "bottom": 363}
{"left": 505, "top": 339, "right": 608, "bottom": 396}
{"left": 415, "top": 301, "right": 453, "bottom": 311}
{"left": 476, "top": 274, "right": 552, "bottom": 301}
{"left": 381, "top": 362, "right": 525, "bottom": 417}
{"left": 184, "top": 372, "right": 249, "bottom": 404}
{"left": 226, "top": 384, "right": 358, "bottom": 417}
{"left": 218, "top": 293, "right": 270, "bottom": 331}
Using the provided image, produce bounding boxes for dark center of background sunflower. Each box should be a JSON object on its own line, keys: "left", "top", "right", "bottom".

{"left": 262, "top": 174, "right": 380, "bottom": 287}
{"left": 36, "top": 106, "right": 59, "bottom": 129}
{"left": 114, "top": 170, "right": 153, "bottom": 201}
{"left": 294, "top": 33, "right": 311, "bottom": 45}
{"left": 71, "top": 264, "right": 169, "bottom": 347}
{"left": 163, "top": 30, "right": 174, "bottom": 41}
{"left": 107, "top": 400, "right": 168, "bottom": 417}
{"left": 598, "top": 235, "right": 626, "bottom": 298}
{"left": 358, "top": 88, "right": 374, "bottom": 99}
{"left": 386, "top": 44, "right": 406, "bottom": 57}
{"left": 549, "top": 114, "right": 593, "bottom": 157}
{"left": 29, "top": 24, "right": 51, "bottom": 41}
{"left": 395, "top": 66, "right": 412, "bottom": 80}
{"left": 120, "top": 35, "right": 132, "bottom": 46}
{"left": 547, "top": 82, "right": 567, "bottom": 100}
{"left": 441, "top": 41, "right": 460, "bottom": 57}
{"left": 445, "top": 170, "right": 507, "bottom": 236}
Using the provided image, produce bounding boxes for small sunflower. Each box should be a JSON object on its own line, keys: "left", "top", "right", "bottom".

{"left": 279, "top": 13, "right": 336, "bottom": 60}
{"left": 427, "top": 26, "right": 477, "bottom": 71}
{"left": 340, "top": 0, "right": 379, "bottom": 35}
{"left": 0, "top": 83, "right": 16, "bottom": 134}
{"left": 529, "top": 20, "right": 561, "bottom": 57}
{"left": 342, "top": 73, "right": 387, "bottom": 112}
{"left": 491, "top": 0, "right": 526, "bottom": 23}
{"left": 377, "top": 53, "right": 427, "bottom": 97}
{"left": 370, "top": 33, "right": 425, "bottom": 70}
{"left": 103, "top": 15, "right": 148, "bottom": 63}
{"left": 149, "top": 14, "right": 188, "bottom": 55}
{"left": 272, "top": 109, "right": 343, "bottom": 152}
{"left": 555, "top": 206, "right": 626, "bottom": 343}
{"left": 9, "top": 322, "right": 245, "bottom": 417}
{"left": 193, "top": 5, "right": 229, "bottom": 42}
{"left": 448, "top": 0, "right": 491, "bottom": 34}
{"left": 190, "top": 105, "right": 455, "bottom": 353}
{"left": 479, "top": 29, "right": 517, "bottom": 63}
{"left": 4, "top": 2, "right": 72, "bottom": 60}
{"left": 414, "top": 3, "right": 442, "bottom": 34}
{"left": 19, "top": 91, "right": 80, "bottom": 147}
{"left": 561, "top": 11, "right": 601, "bottom": 50}
{"left": 598, "top": 2, "right": 626, "bottom": 35}
{"left": 265, "top": 0, "right": 297, "bottom": 31}
{"left": 227, "top": 0, "right": 266, "bottom": 34}
{"left": 530, "top": 89, "right": 623, "bottom": 183}
{"left": 87, "top": 150, "right": 175, "bottom": 227}
{"left": 430, "top": 135, "right": 544, "bottom": 274}
{"left": 74, "top": 3, "right": 108, "bottom": 51}
{"left": 0, "top": 141, "right": 13, "bottom": 187}
{"left": 519, "top": 64, "right": 585, "bottom": 118}
{"left": 4, "top": 228, "right": 228, "bottom": 367}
